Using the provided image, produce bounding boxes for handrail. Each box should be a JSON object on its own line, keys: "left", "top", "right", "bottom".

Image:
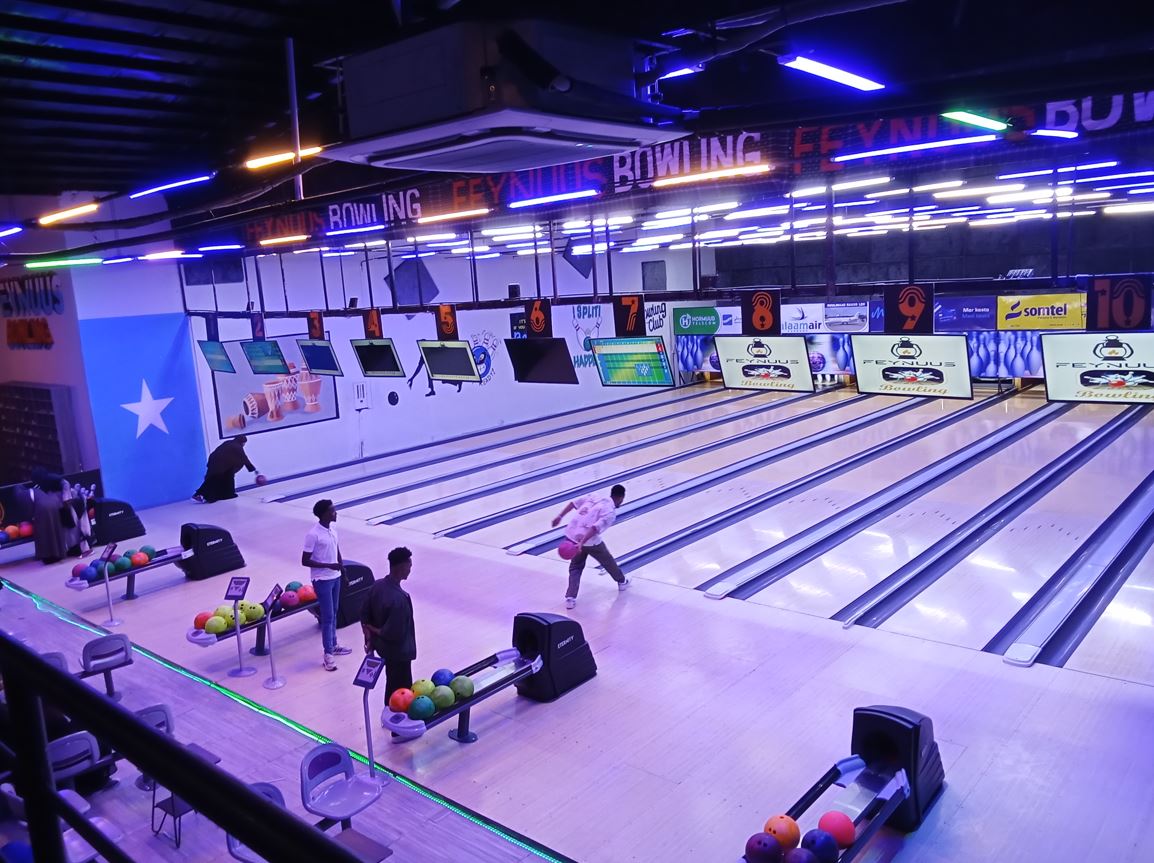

{"left": 0, "top": 631, "right": 361, "bottom": 863}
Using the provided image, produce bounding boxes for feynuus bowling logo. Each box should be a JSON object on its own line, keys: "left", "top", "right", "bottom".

{"left": 741, "top": 338, "right": 793, "bottom": 381}
{"left": 1080, "top": 335, "right": 1154, "bottom": 390}
{"left": 883, "top": 338, "right": 945, "bottom": 385}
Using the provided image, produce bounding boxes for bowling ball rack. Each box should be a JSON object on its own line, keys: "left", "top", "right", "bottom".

{"left": 382, "top": 648, "right": 544, "bottom": 744}
{"left": 186, "top": 592, "right": 321, "bottom": 655}
{"left": 66, "top": 546, "right": 188, "bottom": 600}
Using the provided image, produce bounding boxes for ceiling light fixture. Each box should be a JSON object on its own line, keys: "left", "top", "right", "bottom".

{"left": 245, "top": 147, "right": 322, "bottom": 170}
{"left": 129, "top": 174, "right": 214, "bottom": 199}
{"left": 508, "top": 189, "right": 598, "bottom": 208}
{"left": 25, "top": 258, "right": 103, "bottom": 269}
{"left": 416, "top": 208, "right": 491, "bottom": 224}
{"left": 778, "top": 55, "right": 884, "bottom": 91}
{"left": 652, "top": 164, "right": 770, "bottom": 188}
{"left": 258, "top": 234, "right": 309, "bottom": 246}
{"left": 941, "top": 111, "right": 1008, "bottom": 131}
{"left": 38, "top": 203, "right": 99, "bottom": 225}
{"left": 833, "top": 134, "right": 998, "bottom": 162}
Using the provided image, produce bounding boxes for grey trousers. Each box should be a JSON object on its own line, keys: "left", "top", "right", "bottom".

{"left": 566, "top": 542, "right": 626, "bottom": 598}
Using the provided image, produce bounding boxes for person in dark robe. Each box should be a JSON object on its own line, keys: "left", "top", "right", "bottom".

{"left": 193, "top": 436, "right": 258, "bottom": 503}
{"left": 31, "top": 475, "right": 85, "bottom": 564}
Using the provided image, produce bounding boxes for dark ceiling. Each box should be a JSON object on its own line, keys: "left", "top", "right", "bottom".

{"left": 0, "top": 0, "right": 1150, "bottom": 197}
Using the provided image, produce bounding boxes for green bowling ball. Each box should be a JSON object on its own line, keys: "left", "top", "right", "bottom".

{"left": 286, "top": 580, "right": 303, "bottom": 592}
{"left": 430, "top": 686, "right": 455, "bottom": 710}
{"left": 114, "top": 556, "right": 133, "bottom": 573}
{"left": 411, "top": 679, "right": 435, "bottom": 698}
{"left": 449, "top": 676, "right": 474, "bottom": 699}
{"left": 204, "top": 616, "right": 228, "bottom": 635}
{"left": 140, "top": 545, "right": 157, "bottom": 560}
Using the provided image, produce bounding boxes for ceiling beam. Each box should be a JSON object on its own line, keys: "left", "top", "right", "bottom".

{"left": 25, "top": 0, "right": 272, "bottom": 40}
{"left": 0, "top": 63, "right": 260, "bottom": 101}
{"left": 2, "top": 125, "right": 203, "bottom": 144}
{"left": 0, "top": 13, "right": 266, "bottom": 61}
{"left": 3, "top": 104, "right": 237, "bottom": 131}
{"left": 0, "top": 42, "right": 280, "bottom": 81}
{"left": 0, "top": 86, "right": 207, "bottom": 115}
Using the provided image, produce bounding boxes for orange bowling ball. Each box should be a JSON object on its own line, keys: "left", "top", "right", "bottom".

{"left": 763, "top": 814, "right": 800, "bottom": 850}
{"left": 130, "top": 552, "right": 149, "bottom": 567}
{"left": 297, "top": 583, "right": 317, "bottom": 603}
{"left": 2, "top": 526, "right": 17, "bottom": 539}
{"left": 388, "top": 688, "right": 415, "bottom": 713}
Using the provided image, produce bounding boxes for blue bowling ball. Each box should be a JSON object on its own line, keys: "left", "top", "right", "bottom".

{"left": 431, "top": 668, "right": 454, "bottom": 687}
{"left": 800, "top": 829, "right": 839, "bottom": 863}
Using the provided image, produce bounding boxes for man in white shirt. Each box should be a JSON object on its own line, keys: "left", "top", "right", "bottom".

{"left": 551, "top": 484, "right": 630, "bottom": 609}
{"left": 302, "top": 499, "right": 351, "bottom": 671}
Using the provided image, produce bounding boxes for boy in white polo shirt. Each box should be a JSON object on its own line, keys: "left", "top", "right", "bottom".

{"left": 301, "top": 499, "right": 351, "bottom": 671}
{"left": 551, "top": 484, "right": 630, "bottom": 609}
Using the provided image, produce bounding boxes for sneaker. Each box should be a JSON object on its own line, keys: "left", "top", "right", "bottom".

{"left": 192, "top": 494, "right": 205, "bottom": 503}
{"left": 618, "top": 578, "right": 631, "bottom": 592}
{"left": 323, "top": 655, "right": 337, "bottom": 672}
{"left": 332, "top": 645, "right": 353, "bottom": 656}
{"left": 565, "top": 597, "right": 577, "bottom": 610}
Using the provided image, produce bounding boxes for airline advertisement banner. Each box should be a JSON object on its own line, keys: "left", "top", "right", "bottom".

{"left": 1041, "top": 332, "right": 1154, "bottom": 403}
{"left": 714, "top": 336, "right": 815, "bottom": 392}
{"left": 997, "top": 293, "right": 1086, "bottom": 330}
{"left": 780, "top": 300, "right": 875, "bottom": 335}
{"left": 851, "top": 334, "right": 973, "bottom": 399}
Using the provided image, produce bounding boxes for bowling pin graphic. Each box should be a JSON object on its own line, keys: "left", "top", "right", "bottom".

{"left": 996, "top": 332, "right": 1009, "bottom": 378}
{"left": 968, "top": 334, "right": 983, "bottom": 377}
{"left": 1027, "top": 336, "right": 1043, "bottom": 375}
{"left": 1010, "top": 332, "right": 1027, "bottom": 377}
{"left": 976, "top": 333, "right": 991, "bottom": 376}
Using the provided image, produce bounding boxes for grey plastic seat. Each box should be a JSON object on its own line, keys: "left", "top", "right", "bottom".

{"left": 133, "top": 705, "right": 174, "bottom": 791}
{"left": 77, "top": 635, "right": 132, "bottom": 701}
{"left": 0, "top": 782, "right": 123, "bottom": 863}
{"left": 299, "top": 744, "right": 381, "bottom": 830}
{"left": 226, "top": 782, "right": 285, "bottom": 863}
{"left": 47, "top": 732, "right": 103, "bottom": 789}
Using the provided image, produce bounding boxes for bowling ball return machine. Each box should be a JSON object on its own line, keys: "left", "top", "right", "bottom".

{"left": 744, "top": 706, "right": 945, "bottom": 862}
{"left": 382, "top": 613, "right": 596, "bottom": 744}
{"left": 67, "top": 523, "right": 245, "bottom": 600}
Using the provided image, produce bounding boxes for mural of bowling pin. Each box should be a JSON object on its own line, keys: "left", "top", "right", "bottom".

{"left": 996, "top": 332, "right": 1010, "bottom": 377}
{"left": 1009, "top": 332, "right": 1027, "bottom": 377}
{"left": 1027, "top": 334, "right": 1044, "bottom": 376}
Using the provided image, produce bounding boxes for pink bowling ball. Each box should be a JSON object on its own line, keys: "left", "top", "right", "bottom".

{"left": 558, "top": 539, "right": 580, "bottom": 560}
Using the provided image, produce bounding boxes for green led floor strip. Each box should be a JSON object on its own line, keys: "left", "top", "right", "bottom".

{"left": 1, "top": 578, "right": 574, "bottom": 863}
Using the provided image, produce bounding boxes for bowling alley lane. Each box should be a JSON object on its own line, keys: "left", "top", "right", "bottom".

{"left": 748, "top": 401, "right": 1126, "bottom": 617}
{"left": 396, "top": 387, "right": 877, "bottom": 536}
{"left": 256, "top": 383, "right": 747, "bottom": 501}
{"left": 876, "top": 409, "right": 1154, "bottom": 650}
{"left": 1063, "top": 541, "right": 1154, "bottom": 687}
{"left": 628, "top": 391, "right": 1047, "bottom": 588}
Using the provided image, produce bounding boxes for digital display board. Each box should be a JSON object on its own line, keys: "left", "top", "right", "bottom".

{"left": 588, "top": 337, "right": 674, "bottom": 387}
{"left": 416, "top": 340, "right": 481, "bottom": 383}
{"left": 197, "top": 340, "right": 236, "bottom": 374}
{"left": 350, "top": 339, "right": 405, "bottom": 377}
{"left": 296, "top": 339, "right": 343, "bottom": 376}
{"left": 239, "top": 339, "right": 291, "bottom": 375}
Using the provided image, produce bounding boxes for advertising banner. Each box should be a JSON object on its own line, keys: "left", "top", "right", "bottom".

{"left": 673, "top": 306, "right": 720, "bottom": 335}
{"left": 934, "top": 296, "right": 998, "bottom": 333}
{"left": 851, "top": 334, "right": 973, "bottom": 399}
{"left": 1042, "top": 332, "right": 1154, "bottom": 403}
{"left": 781, "top": 301, "right": 872, "bottom": 334}
{"left": 997, "top": 293, "right": 1086, "bottom": 330}
{"left": 714, "top": 336, "right": 815, "bottom": 392}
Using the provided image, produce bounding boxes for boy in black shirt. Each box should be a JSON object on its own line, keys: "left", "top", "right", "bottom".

{"left": 361, "top": 547, "right": 416, "bottom": 701}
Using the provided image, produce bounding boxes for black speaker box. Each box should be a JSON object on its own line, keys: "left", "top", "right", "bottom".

{"left": 512, "top": 612, "right": 596, "bottom": 702}
{"left": 851, "top": 705, "right": 945, "bottom": 832}
{"left": 90, "top": 498, "right": 145, "bottom": 545}
{"left": 336, "top": 560, "right": 375, "bottom": 628}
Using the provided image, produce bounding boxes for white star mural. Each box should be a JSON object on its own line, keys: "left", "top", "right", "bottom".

{"left": 120, "top": 380, "right": 174, "bottom": 439}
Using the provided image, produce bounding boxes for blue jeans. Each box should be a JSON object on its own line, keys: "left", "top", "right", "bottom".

{"left": 314, "top": 577, "right": 341, "bottom": 655}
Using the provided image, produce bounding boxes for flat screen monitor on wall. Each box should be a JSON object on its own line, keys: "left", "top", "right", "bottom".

{"left": 588, "top": 337, "right": 674, "bottom": 387}
{"left": 504, "top": 337, "right": 579, "bottom": 384}
{"left": 239, "top": 339, "right": 290, "bottom": 375}
{"left": 197, "top": 340, "right": 236, "bottom": 374}
{"left": 296, "top": 339, "right": 343, "bottom": 376}
{"left": 416, "top": 340, "right": 481, "bottom": 383}
{"left": 350, "top": 339, "right": 405, "bottom": 377}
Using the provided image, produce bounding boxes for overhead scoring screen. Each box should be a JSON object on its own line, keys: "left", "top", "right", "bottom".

{"left": 417, "top": 340, "right": 481, "bottom": 383}
{"left": 504, "top": 337, "right": 579, "bottom": 384}
{"left": 350, "top": 339, "right": 405, "bottom": 377}
{"left": 588, "top": 337, "right": 674, "bottom": 387}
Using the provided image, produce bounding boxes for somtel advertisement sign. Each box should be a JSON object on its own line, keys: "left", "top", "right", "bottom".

{"left": 713, "top": 336, "right": 815, "bottom": 392}
{"left": 1041, "top": 332, "right": 1154, "bottom": 403}
{"left": 850, "top": 334, "right": 973, "bottom": 399}
{"left": 997, "top": 293, "right": 1086, "bottom": 331}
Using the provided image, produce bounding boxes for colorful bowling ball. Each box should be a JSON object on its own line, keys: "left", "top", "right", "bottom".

{"left": 430, "top": 685, "right": 455, "bottom": 710}
{"left": 411, "top": 679, "right": 435, "bottom": 698}
{"left": 800, "top": 830, "right": 839, "bottom": 863}
{"left": 449, "top": 675, "right": 474, "bottom": 699}
{"left": 18, "top": 522, "right": 33, "bottom": 538}
{"left": 280, "top": 590, "right": 300, "bottom": 609}
{"left": 286, "top": 580, "right": 303, "bottom": 592}
{"left": 114, "top": 556, "right": 133, "bottom": 573}
{"left": 431, "top": 668, "right": 454, "bottom": 687}
{"left": 130, "top": 552, "right": 149, "bottom": 567}
{"left": 204, "top": 616, "right": 228, "bottom": 635}
{"left": 215, "top": 604, "right": 234, "bottom": 618}
{"left": 407, "top": 696, "right": 436, "bottom": 721}
{"left": 215, "top": 608, "right": 236, "bottom": 628}
{"left": 140, "top": 545, "right": 157, "bottom": 560}
{"left": 388, "top": 688, "right": 415, "bottom": 713}
{"left": 4, "top": 526, "right": 20, "bottom": 539}
{"left": 239, "top": 600, "right": 264, "bottom": 623}
{"left": 745, "top": 832, "right": 784, "bottom": 863}
{"left": 84, "top": 566, "right": 101, "bottom": 582}
{"left": 817, "top": 812, "right": 855, "bottom": 849}
{"left": 783, "top": 849, "right": 818, "bottom": 863}
{"left": 764, "top": 815, "right": 800, "bottom": 851}
{"left": 0, "top": 530, "right": 8, "bottom": 544}
{"left": 558, "top": 538, "right": 580, "bottom": 560}
{"left": 122, "top": 549, "right": 137, "bottom": 560}
{"left": 255, "top": 474, "right": 269, "bottom": 486}
{"left": 71, "top": 563, "right": 89, "bottom": 579}
{"left": 193, "top": 611, "right": 214, "bottom": 630}
{"left": 296, "top": 584, "right": 316, "bottom": 603}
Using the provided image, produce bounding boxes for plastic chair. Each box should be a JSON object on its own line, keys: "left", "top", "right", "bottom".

{"left": 133, "top": 705, "right": 174, "bottom": 791}
{"left": 0, "top": 783, "right": 123, "bottom": 863}
{"left": 47, "top": 733, "right": 103, "bottom": 789}
{"left": 77, "top": 635, "right": 133, "bottom": 701}
{"left": 226, "top": 782, "right": 285, "bottom": 863}
{"left": 299, "top": 744, "right": 381, "bottom": 830}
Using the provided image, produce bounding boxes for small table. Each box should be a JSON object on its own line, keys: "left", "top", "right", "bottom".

{"left": 151, "top": 742, "right": 221, "bottom": 847}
